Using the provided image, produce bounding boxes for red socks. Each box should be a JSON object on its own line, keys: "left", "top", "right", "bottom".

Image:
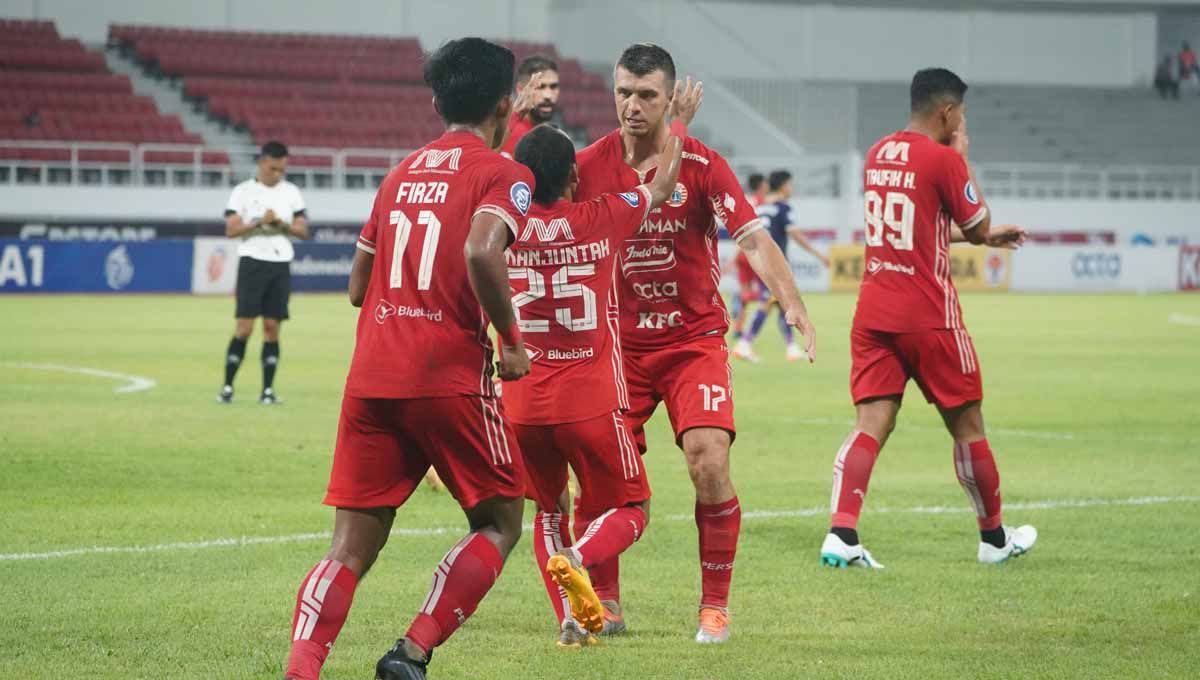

{"left": 285, "top": 559, "right": 359, "bottom": 680}
{"left": 532, "top": 511, "right": 573, "bottom": 624}
{"left": 955, "top": 439, "right": 1003, "bottom": 531}
{"left": 829, "top": 430, "right": 881, "bottom": 529}
{"left": 573, "top": 502, "right": 621, "bottom": 603}
{"left": 573, "top": 506, "right": 647, "bottom": 568}
{"left": 404, "top": 532, "right": 504, "bottom": 656}
{"left": 696, "top": 496, "right": 740, "bottom": 610}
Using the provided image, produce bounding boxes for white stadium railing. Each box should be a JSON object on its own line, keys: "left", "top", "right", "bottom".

{"left": 2, "top": 140, "right": 1199, "bottom": 201}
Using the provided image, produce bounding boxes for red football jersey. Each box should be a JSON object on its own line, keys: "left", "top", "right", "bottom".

{"left": 502, "top": 185, "right": 653, "bottom": 425}
{"left": 346, "top": 130, "right": 535, "bottom": 399}
{"left": 576, "top": 131, "right": 762, "bottom": 352}
{"left": 854, "top": 131, "right": 987, "bottom": 334}
{"left": 500, "top": 112, "right": 535, "bottom": 159}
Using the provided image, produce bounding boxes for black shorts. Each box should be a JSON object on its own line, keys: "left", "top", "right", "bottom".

{"left": 235, "top": 257, "right": 291, "bottom": 319}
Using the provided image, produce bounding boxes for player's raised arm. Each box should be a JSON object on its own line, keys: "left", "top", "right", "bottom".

{"left": 465, "top": 213, "right": 530, "bottom": 381}
{"left": 645, "top": 77, "right": 703, "bottom": 209}
{"left": 787, "top": 225, "right": 830, "bottom": 267}
{"left": 946, "top": 120, "right": 1028, "bottom": 249}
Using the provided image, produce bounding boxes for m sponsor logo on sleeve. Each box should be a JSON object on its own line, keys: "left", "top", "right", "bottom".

{"left": 619, "top": 192, "right": 641, "bottom": 208}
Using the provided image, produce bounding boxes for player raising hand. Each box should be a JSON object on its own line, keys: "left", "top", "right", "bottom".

{"left": 573, "top": 44, "right": 816, "bottom": 644}
{"left": 820, "top": 68, "right": 1036, "bottom": 571}
{"left": 505, "top": 78, "right": 701, "bottom": 648}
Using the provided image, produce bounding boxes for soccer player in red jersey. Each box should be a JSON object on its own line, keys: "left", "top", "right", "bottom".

{"left": 500, "top": 55, "right": 560, "bottom": 159}
{"left": 820, "top": 68, "right": 1036, "bottom": 570}
{"left": 505, "top": 79, "right": 702, "bottom": 648}
{"left": 574, "top": 44, "right": 816, "bottom": 644}
{"left": 282, "top": 39, "right": 535, "bottom": 680}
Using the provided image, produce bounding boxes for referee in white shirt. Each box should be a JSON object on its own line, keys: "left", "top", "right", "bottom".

{"left": 217, "top": 141, "right": 308, "bottom": 404}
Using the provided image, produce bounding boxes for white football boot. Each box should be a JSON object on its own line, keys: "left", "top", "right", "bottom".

{"left": 732, "top": 339, "right": 761, "bottom": 363}
{"left": 978, "top": 524, "right": 1038, "bottom": 564}
{"left": 819, "top": 532, "right": 885, "bottom": 569}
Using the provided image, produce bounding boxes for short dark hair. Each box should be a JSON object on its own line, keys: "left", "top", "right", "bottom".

{"left": 768, "top": 170, "right": 792, "bottom": 192}
{"left": 425, "top": 38, "right": 516, "bottom": 125}
{"left": 616, "top": 43, "right": 675, "bottom": 84}
{"left": 260, "top": 141, "right": 288, "bottom": 159}
{"left": 747, "top": 173, "right": 765, "bottom": 192}
{"left": 910, "top": 68, "right": 968, "bottom": 115}
{"left": 518, "top": 55, "right": 558, "bottom": 81}
{"left": 514, "top": 124, "right": 576, "bottom": 205}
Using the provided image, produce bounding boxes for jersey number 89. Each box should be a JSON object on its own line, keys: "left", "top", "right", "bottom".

{"left": 864, "top": 190, "right": 916, "bottom": 251}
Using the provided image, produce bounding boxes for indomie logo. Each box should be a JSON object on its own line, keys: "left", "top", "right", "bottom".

{"left": 875, "top": 141, "right": 910, "bottom": 165}
{"left": 409, "top": 147, "right": 462, "bottom": 171}
{"left": 520, "top": 217, "right": 575, "bottom": 243}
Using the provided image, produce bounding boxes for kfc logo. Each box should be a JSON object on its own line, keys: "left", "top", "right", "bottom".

{"left": 636, "top": 311, "right": 683, "bottom": 329}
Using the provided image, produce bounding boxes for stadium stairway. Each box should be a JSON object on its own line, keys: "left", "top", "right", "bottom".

{"left": 102, "top": 46, "right": 253, "bottom": 152}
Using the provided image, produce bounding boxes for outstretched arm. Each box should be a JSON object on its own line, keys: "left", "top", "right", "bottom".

{"left": 787, "top": 226, "right": 830, "bottom": 267}
{"left": 739, "top": 229, "right": 816, "bottom": 362}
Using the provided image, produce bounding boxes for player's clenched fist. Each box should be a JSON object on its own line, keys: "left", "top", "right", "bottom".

{"left": 498, "top": 341, "right": 531, "bottom": 381}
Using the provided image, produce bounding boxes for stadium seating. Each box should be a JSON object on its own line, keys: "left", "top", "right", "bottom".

{"left": 108, "top": 24, "right": 615, "bottom": 163}
{"left": 0, "top": 19, "right": 218, "bottom": 168}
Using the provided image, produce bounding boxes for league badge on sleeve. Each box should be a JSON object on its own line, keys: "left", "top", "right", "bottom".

{"left": 619, "top": 191, "right": 642, "bottom": 208}
{"left": 965, "top": 180, "right": 980, "bottom": 205}
{"left": 511, "top": 181, "right": 532, "bottom": 216}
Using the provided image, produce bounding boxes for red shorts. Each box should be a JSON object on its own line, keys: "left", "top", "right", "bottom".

{"left": 850, "top": 326, "right": 983, "bottom": 408}
{"left": 624, "top": 336, "right": 736, "bottom": 452}
{"left": 515, "top": 411, "right": 651, "bottom": 516}
{"left": 324, "top": 395, "right": 524, "bottom": 510}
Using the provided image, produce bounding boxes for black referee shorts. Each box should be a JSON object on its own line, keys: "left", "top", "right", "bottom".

{"left": 235, "top": 257, "right": 291, "bottom": 320}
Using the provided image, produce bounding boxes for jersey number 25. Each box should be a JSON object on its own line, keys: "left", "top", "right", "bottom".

{"left": 510, "top": 265, "right": 597, "bottom": 333}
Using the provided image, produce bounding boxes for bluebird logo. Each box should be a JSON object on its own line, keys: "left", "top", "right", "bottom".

{"left": 619, "top": 191, "right": 641, "bottom": 207}
{"left": 964, "top": 181, "right": 979, "bottom": 205}
{"left": 510, "top": 181, "right": 532, "bottom": 216}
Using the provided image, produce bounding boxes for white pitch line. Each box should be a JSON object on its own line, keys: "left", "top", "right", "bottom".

{"left": 0, "top": 527, "right": 451, "bottom": 562}
{"left": 1168, "top": 313, "right": 1200, "bottom": 327}
{"left": 0, "top": 362, "right": 157, "bottom": 393}
{"left": 3, "top": 495, "right": 1197, "bottom": 563}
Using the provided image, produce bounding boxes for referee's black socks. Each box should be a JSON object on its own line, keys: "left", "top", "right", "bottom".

{"left": 262, "top": 341, "right": 280, "bottom": 392}
{"left": 224, "top": 337, "right": 247, "bottom": 387}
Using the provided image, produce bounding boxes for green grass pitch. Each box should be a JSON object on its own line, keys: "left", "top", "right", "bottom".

{"left": 2, "top": 292, "right": 1198, "bottom": 679}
